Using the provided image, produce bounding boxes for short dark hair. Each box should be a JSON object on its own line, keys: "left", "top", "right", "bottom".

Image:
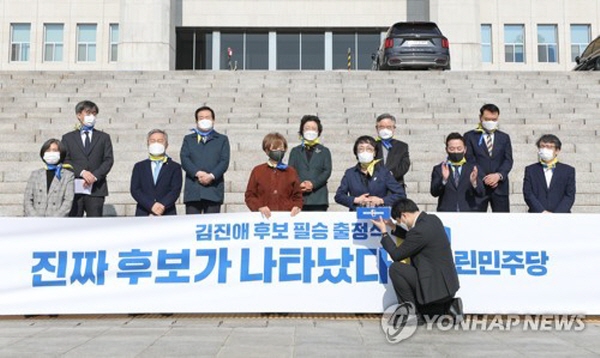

{"left": 298, "top": 115, "right": 323, "bottom": 136}
{"left": 75, "top": 100, "right": 99, "bottom": 115}
{"left": 479, "top": 103, "right": 500, "bottom": 116}
{"left": 536, "top": 134, "right": 562, "bottom": 150}
{"left": 195, "top": 106, "right": 215, "bottom": 121}
{"left": 39, "top": 138, "right": 66, "bottom": 163}
{"left": 391, "top": 198, "right": 420, "bottom": 219}
{"left": 352, "top": 135, "right": 378, "bottom": 158}
{"left": 376, "top": 113, "right": 396, "bottom": 124}
{"left": 445, "top": 132, "right": 465, "bottom": 147}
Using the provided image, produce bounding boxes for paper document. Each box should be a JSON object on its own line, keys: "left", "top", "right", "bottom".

{"left": 74, "top": 179, "right": 92, "bottom": 195}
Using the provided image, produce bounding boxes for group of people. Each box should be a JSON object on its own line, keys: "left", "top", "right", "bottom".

{"left": 23, "top": 101, "right": 576, "bottom": 217}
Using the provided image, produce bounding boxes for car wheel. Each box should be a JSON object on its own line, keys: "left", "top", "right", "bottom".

{"left": 594, "top": 57, "right": 600, "bottom": 71}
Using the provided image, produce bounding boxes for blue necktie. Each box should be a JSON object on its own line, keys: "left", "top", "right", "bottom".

{"left": 152, "top": 161, "right": 162, "bottom": 184}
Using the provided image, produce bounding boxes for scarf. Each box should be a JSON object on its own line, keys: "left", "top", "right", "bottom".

{"left": 267, "top": 160, "right": 288, "bottom": 171}
{"left": 302, "top": 137, "right": 320, "bottom": 149}
{"left": 475, "top": 123, "right": 497, "bottom": 146}
{"left": 540, "top": 158, "right": 558, "bottom": 170}
{"left": 447, "top": 157, "right": 467, "bottom": 166}
{"left": 149, "top": 154, "right": 168, "bottom": 163}
{"left": 376, "top": 136, "right": 393, "bottom": 150}
{"left": 360, "top": 159, "right": 382, "bottom": 177}
{"left": 191, "top": 128, "right": 213, "bottom": 143}
{"left": 44, "top": 163, "right": 73, "bottom": 180}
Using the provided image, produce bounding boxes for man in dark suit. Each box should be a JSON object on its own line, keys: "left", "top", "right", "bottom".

{"left": 431, "top": 132, "right": 484, "bottom": 212}
{"left": 130, "top": 129, "right": 182, "bottom": 216}
{"left": 62, "top": 100, "right": 114, "bottom": 217}
{"left": 523, "top": 134, "right": 576, "bottom": 213}
{"left": 464, "top": 104, "right": 513, "bottom": 212}
{"left": 374, "top": 113, "right": 411, "bottom": 190}
{"left": 372, "top": 198, "right": 463, "bottom": 322}
{"left": 180, "top": 106, "right": 230, "bottom": 214}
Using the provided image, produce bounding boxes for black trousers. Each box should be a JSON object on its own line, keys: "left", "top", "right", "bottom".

{"left": 480, "top": 191, "right": 510, "bottom": 212}
{"left": 301, "top": 205, "right": 328, "bottom": 212}
{"left": 185, "top": 200, "right": 221, "bottom": 214}
{"left": 69, "top": 195, "right": 105, "bottom": 217}
{"left": 388, "top": 261, "right": 453, "bottom": 315}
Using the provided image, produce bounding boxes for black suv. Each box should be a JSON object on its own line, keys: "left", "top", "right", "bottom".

{"left": 573, "top": 35, "right": 600, "bottom": 71}
{"left": 372, "top": 22, "right": 450, "bottom": 70}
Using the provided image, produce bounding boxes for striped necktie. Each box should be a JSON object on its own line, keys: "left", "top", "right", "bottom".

{"left": 485, "top": 134, "right": 493, "bottom": 156}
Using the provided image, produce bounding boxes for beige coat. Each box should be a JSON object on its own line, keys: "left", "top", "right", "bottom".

{"left": 24, "top": 168, "right": 74, "bottom": 217}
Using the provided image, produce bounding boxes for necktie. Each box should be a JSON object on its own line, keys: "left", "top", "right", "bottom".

{"left": 453, "top": 165, "right": 460, "bottom": 186}
{"left": 485, "top": 134, "right": 493, "bottom": 156}
{"left": 84, "top": 131, "right": 91, "bottom": 153}
{"left": 152, "top": 161, "right": 162, "bottom": 184}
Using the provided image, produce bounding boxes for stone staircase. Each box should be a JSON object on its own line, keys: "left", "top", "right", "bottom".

{"left": 1, "top": 71, "right": 598, "bottom": 216}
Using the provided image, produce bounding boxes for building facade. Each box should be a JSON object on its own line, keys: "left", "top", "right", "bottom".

{"left": 1, "top": 0, "right": 598, "bottom": 71}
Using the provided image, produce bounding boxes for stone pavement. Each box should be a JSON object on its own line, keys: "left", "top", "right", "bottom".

{"left": 0, "top": 314, "right": 599, "bottom": 357}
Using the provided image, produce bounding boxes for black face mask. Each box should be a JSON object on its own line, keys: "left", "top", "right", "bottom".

{"left": 447, "top": 152, "right": 465, "bottom": 163}
{"left": 268, "top": 150, "right": 285, "bottom": 163}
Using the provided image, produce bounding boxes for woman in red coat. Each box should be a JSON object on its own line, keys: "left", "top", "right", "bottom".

{"left": 245, "top": 132, "right": 303, "bottom": 219}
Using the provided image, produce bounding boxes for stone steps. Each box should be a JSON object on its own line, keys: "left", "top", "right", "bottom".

{"left": 2, "top": 70, "right": 599, "bottom": 216}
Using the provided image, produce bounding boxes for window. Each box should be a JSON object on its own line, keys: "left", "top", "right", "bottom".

{"left": 77, "top": 24, "right": 97, "bottom": 62}
{"left": 43, "top": 24, "right": 64, "bottom": 62}
{"left": 537, "top": 25, "right": 558, "bottom": 63}
{"left": 481, "top": 24, "right": 492, "bottom": 63}
{"left": 333, "top": 33, "right": 380, "bottom": 70}
{"left": 504, "top": 25, "right": 525, "bottom": 63}
{"left": 571, "top": 24, "right": 591, "bottom": 62}
{"left": 277, "top": 33, "right": 300, "bottom": 70}
{"left": 220, "top": 33, "right": 243, "bottom": 70}
{"left": 109, "top": 24, "right": 119, "bottom": 62}
{"left": 219, "top": 33, "right": 269, "bottom": 70}
{"left": 301, "top": 33, "right": 324, "bottom": 70}
{"left": 10, "top": 23, "right": 31, "bottom": 62}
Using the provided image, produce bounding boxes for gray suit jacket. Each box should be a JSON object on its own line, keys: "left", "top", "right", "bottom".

{"left": 62, "top": 129, "right": 114, "bottom": 197}
{"left": 24, "top": 168, "right": 75, "bottom": 217}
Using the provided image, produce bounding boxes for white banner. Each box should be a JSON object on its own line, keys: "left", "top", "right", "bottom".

{"left": 0, "top": 212, "right": 598, "bottom": 315}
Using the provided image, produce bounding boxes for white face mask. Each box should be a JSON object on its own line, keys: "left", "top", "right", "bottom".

{"left": 303, "top": 130, "right": 319, "bottom": 141}
{"left": 481, "top": 120, "right": 498, "bottom": 132}
{"left": 398, "top": 215, "right": 410, "bottom": 231}
{"left": 538, "top": 148, "right": 555, "bottom": 162}
{"left": 43, "top": 151, "right": 61, "bottom": 165}
{"left": 197, "top": 119, "right": 213, "bottom": 131}
{"left": 357, "top": 151, "right": 374, "bottom": 164}
{"left": 148, "top": 143, "right": 166, "bottom": 156}
{"left": 83, "top": 115, "right": 96, "bottom": 128}
{"left": 378, "top": 129, "right": 393, "bottom": 140}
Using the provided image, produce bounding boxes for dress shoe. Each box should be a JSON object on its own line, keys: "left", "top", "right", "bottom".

{"left": 448, "top": 297, "right": 464, "bottom": 324}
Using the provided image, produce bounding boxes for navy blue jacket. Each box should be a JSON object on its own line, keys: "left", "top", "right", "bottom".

{"left": 430, "top": 162, "right": 485, "bottom": 212}
{"left": 464, "top": 129, "right": 513, "bottom": 196}
{"left": 523, "top": 162, "right": 576, "bottom": 213}
{"left": 180, "top": 131, "right": 230, "bottom": 204}
{"left": 130, "top": 158, "right": 182, "bottom": 216}
{"left": 334, "top": 163, "right": 406, "bottom": 211}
